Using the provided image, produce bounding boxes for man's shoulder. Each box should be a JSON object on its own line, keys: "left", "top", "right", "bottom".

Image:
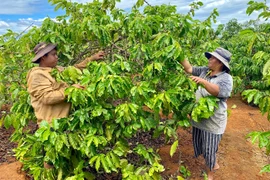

{"left": 28, "top": 67, "right": 53, "bottom": 77}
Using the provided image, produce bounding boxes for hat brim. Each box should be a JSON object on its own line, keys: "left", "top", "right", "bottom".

{"left": 32, "top": 44, "right": 57, "bottom": 63}
{"left": 205, "top": 52, "right": 230, "bottom": 70}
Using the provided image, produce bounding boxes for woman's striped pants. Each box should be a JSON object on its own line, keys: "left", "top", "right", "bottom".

{"left": 192, "top": 127, "right": 223, "bottom": 170}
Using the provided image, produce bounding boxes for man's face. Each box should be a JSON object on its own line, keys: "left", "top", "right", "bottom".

{"left": 42, "top": 49, "right": 58, "bottom": 68}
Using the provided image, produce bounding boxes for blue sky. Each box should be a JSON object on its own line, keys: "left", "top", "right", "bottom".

{"left": 0, "top": 0, "right": 269, "bottom": 35}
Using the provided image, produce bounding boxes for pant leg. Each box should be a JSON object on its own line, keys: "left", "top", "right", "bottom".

{"left": 192, "top": 127, "right": 203, "bottom": 157}
{"left": 201, "top": 130, "right": 223, "bottom": 170}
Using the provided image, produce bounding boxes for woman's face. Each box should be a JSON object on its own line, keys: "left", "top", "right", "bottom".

{"left": 208, "top": 55, "right": 223, "bottom": 70}
{"left": 41, "top": 49, "right": 58, "bottom": 68}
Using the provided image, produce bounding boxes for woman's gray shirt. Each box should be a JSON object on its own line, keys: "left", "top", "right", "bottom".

{"left": 191, "top": 66, "right": 233, "bottom": 134}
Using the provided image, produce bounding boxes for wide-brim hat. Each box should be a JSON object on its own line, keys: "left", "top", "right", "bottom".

{"left": 32, "top": 42, "right": 57, "bottom": 63}
{"left": 205, "top": 47, "right": 232, "bottom": 71}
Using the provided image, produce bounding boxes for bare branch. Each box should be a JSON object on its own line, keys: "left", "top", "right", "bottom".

{"left": 144, "top": 0, "right": 152, "bottom": 6}
{"left": 16, "top": 23, "right": 34, "bottom": 39}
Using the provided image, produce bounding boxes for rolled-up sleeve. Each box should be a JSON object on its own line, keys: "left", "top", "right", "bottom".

{"left": 192, "top": 66, "right": 208, "bottom": 77}
{"left": 74, "top": 57, "right": 93, "bottom": 70}
{"left": 217, "top": 75, "right": 233, "bottom": 98}
{"left": 29, "top": 71, "right": 67, "bottom": 105}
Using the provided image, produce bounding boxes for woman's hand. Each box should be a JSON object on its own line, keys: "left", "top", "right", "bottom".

{"left": 190, "top": 76, "right": 220, "bottom": 96}
{"left": 190, "top": 76, "right": 206, "bottom": 85}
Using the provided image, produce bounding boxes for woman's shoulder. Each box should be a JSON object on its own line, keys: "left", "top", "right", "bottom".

{"left": 222, "top": 72, "right": 232, "bottom": 78}
{"left": 218, "top": 72, "right": 233, "bottom": 82}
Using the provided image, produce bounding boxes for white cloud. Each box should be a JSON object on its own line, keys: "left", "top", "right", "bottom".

{"left": 0, "top": 21, "right": 9, "bottom": 28}
{"left": 204, "top": 0, "right": 229, "bottom": 9}
{"left": 0, "top": 0, "right": 40, "bottom": 14}
{"left": 0, "top": 21, "right": 26, "bottom": 35}
{"left": 0, "top": 17, "right": 46, "bottom": 35}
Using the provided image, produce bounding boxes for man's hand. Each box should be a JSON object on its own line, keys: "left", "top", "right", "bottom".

{"left": 92, "top": 51, "right": 105, "bottom": 61}
{"left": 72, "top": 84, "right": 85, "bottom": 89}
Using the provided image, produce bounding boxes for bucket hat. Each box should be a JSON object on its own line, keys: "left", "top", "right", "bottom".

{"left": 205, "top": 47, "right": 232, "bottom": 70}
{"left": 32, "top": 42, "right": 57, "bottom": 63}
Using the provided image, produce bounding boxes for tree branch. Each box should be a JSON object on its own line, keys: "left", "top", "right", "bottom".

{"left": 16, "top": 23, "right": 34, "bottom": 39}
{"left": 144, "top": 0, "right": 152, "bottom": 6}
{"left": 70, "top": 41, "right": 99, "bottom": 65}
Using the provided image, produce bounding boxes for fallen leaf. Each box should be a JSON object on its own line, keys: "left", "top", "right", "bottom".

{"left": 231, "top": 104, "right": 237, "bottom": 109}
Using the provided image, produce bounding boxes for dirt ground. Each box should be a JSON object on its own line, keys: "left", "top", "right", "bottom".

{"left": 0, "top": 95, "right": 270, "bottom": 180}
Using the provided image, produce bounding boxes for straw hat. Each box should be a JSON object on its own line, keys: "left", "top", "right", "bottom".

{"left": 32, "top": 42, "right": 57, "bottom": 63}
{"left": 205, "top": 47, "right": 232, "bottom": 71}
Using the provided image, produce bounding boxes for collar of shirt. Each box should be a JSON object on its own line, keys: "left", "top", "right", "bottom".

{"left": 208, "top": 71, "right": 226, "bottom": 78}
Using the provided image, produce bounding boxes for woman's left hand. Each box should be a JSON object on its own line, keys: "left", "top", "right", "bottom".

{"left": 190, "top": 76, "right": 206, "bottom": 85}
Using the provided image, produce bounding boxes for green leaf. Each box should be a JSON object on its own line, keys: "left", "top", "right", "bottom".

{"left": 55, "top": 135, "right": 64, "bottom": 152}
{"left": 57, "top": 168, "right": 63, "bottom": 180}
{"left": 49, "top": 131, "right": 57, "bottom": 144}
{"left": 154, "top": 63, "right": 163, "bottom": 72}
{"left": 3, "top": 115, "right": 12, "bottom": 129}
{"left": 68, "top": 133, "right": 79, "bottom": 150}
{"left": 153, "top": 50, "right": 163, "bottom": 58}
{"left": 177, "top": 176, "right": 185, "bottom": 180}
{"left": 52, "top": 119, "right": 59, "bottom": 130}
{"left": 89, "top": 155, "right": 99, "bottom": 166}
{"left": 83, "top": 172, "right": 95, "bottom": 180}
{"left": 95, "top": 156, "right": 101, "bottom": 171}
{"left": 247, "top": 131, "right": 261, "bottom": 144}
{"left": 165, "top": 45, "right": 174, "bottom": 53}
{"left": 231, "top": 104, "right": 237, "bottom": 109}
{"left": 42, "top": 128, "right": 51, "bottom": 142}
{"left": 123, "top": 62, "right": 131, "bottom": 72}
{"left": 260, "top": 164, "right": 270, "bottom": 173}
{"left": 101, "top": 155, "right": 111, "bottom": 173}
{"left": 247, "top": 90, "right": 257, "bottom": 103}
{"left": 60, "top": 134, "right": 70, "bottom": 148}
{"left": 136, "top": 0, "right": 144, "bottom": 7}
{"left": 105, "top": 154, "right": 117, "bottom": 172}
{"left": 39, "top": 120, "right": 49, "bottom": 128}
{"left": 253, "top": 92, "right": 262, "bottom": 105}
{"left": 263, "top": 60, "right": 270, "bottom": 76}
{"left": 170, "top": 140, "right": 178, "bottom": 157}
{"left": 259, "top": 134, "right": 269, "bottom": 148}
{"left": 110, "top": 152, "right": 120, "bottom": 168}
{"left": 106, "top": 123, "right": 116, "bottom": 140}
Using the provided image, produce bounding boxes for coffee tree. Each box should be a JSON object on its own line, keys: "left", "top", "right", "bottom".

{"left": 240, "top": 0, "right": 270, "bottom": 173}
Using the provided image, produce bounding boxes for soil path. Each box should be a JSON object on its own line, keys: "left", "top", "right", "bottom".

{"left": 0, "top": 95, "right": 270, "bottom": 179}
